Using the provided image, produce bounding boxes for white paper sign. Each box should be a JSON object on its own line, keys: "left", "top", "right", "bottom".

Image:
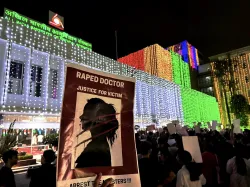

{"left": 182, "top": 136, "right": 202, "bottom": 163}
{"left": 233, "top": 119, "right": 241, "bottom": 134}
{"left": 207, "top": 122, "right": 211, "bottom": 129}
{"left": 167, "top": 123, "right": 176, "bottom": 135}
{"left": 177, "top": 127, "right": 189, "bottom": 136}
{"left": 172, "top": 120, "right": 179, "bottom": 126}
{"left": 194, "top": 126, "right": 201, "bottom": 133}
{"left": 212, "top": 120, "right": 217, "bottom": 130}
{"left": 168, "top": 139, "right": 176, "bottom": 146}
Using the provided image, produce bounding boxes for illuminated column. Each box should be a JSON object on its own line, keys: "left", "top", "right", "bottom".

{"left": 0, "top": 40, "right": 9, "bottom": 106}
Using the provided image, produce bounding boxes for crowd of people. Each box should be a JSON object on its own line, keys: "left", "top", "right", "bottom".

{"left": 1, "top": 125, "right": 250, "bottom": 187}
{"left": 136, "top": 125, "right": 250, "bottom": 187}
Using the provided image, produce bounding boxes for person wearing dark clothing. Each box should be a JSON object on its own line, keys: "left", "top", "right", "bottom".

{"left": 158, "top": 148, "right": 176, "bottom": 187}
{"left": 0, "top": 150, "right": 18, "bottom": 187}
{"left": 135, "top": 133, "right": 141, "bottom": 154}
{"left": 29, "top": 150, "right": 56, "bottom": 187}
{"left": 138, "top": 141, "right": 158, "bottom": 187}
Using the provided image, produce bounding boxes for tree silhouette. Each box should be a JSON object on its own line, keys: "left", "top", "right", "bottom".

{"left": 212, "top": 58, "right": 235, "bottom": 125}
{"left": 231, "top": 94, "right": 249, "bottom": 126}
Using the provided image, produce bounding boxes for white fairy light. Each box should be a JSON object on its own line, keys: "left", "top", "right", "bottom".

{"left": 0, "top": 16, "right": 188, "bottom": 126}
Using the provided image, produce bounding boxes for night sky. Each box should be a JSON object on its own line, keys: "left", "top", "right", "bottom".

{"left": 1, "top": 0, "right": 250, "bottom": 60}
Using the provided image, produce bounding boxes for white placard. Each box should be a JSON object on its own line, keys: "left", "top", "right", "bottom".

{"left": 177, "top": 127, "right": 189, "bottom": 136}
{"left": 212, "top": 120, "right": 217, "bottom": 130}
{"left": 194, "top": 126, "right": 200, "bottom": 133}
{"left": 207, "top": 122, "right": 211, "bottom": 129}
{"left": 168, "top": 139, "right": 176, "bottom": 146}
{"left": 182, "top": 136, "right": 202, "bottom": 163}
{"left": 167, "top": 123, "right": 176, "bottom": 135}
{"left": 172, "top": 120, "right": 179, "bottom": 126}
{"left": 233, "top": 119, "right": 241, "bottom": 134}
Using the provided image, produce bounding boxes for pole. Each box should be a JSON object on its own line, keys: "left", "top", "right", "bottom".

{"left": 115, "top": 30, "right": 118, "bottom": 60}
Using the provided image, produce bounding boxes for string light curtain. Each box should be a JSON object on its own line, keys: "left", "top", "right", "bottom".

{"left": 212, "top": 53, "right": 250, "bottom": 125}
{"left": 0, "top": 16, "right": 220, "bottom": 126}
{"left": 118, "top": 44, "right": 173, "bottom": 82}
{"left": 118, "top": 49, "right": 145, "bottom": 71}
{"left": 170, "top": 51, "right": 191, "bottom": 88}
{"left": 180, "top": 86, "right": 221, "bottom": 125}
{"left": 168, "top": 40, "right": 199, "bottom": 70}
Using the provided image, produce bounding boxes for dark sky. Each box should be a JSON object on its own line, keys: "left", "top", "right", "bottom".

{"left": 1, "top": 0, "right": 250, "bottom": 60}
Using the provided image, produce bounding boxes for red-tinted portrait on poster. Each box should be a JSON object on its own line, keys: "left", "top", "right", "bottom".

{"left": 57, "top": 64, "right": 141, "bottom": 187}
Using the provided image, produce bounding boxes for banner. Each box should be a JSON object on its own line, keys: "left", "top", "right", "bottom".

{"left": 57, "top": 64, "right": 140, "bottom": 187}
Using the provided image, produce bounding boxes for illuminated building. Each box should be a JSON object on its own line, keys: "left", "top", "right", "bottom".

{"left": 197, "top": 64, "right": 215, "bottom": 97}
{"left": 167, "top": 40, "right": 199, "bottom": 70}
{"left": 0, "top": 7, "right": 220, "bottom": 146}
{"left": 118, "top": 44, "right": 191, "bottom": 87}
{"left": 118, "top": 42, "right": 221, "bottom": 125}
{"left": 208, "top": 46, "right": 250, "bottom": 125}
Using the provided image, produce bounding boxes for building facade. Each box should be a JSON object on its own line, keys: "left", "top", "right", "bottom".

{"left": 118, "top": 42, "right": 221, "bottom": 125}
{"left": 0, "top": 9, "right": 221, "bottom": 157}
{"left": 209, "top": 46, "right": 250, "bottom": 126}
{"left": 197, "top": 63, "right": 214, "bottom": 97}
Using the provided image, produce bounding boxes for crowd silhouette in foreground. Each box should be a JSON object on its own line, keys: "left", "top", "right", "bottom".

{"left": 1, "top": 124, "right": 250, "bottom": 187}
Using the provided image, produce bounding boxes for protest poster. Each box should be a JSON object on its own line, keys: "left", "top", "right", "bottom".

{"left": 146, "top": 124, "right": 156, "bottom": 132}
{"left": 167, "top": 123, "right": 176, "bottom": 135}
{"left": 212, "top": 120, "right": 217, "bottom": 130}
{"left": 233, "top": 119, "right": 241, "bottom": 134}
{"left": 57, "top": 64, "right": 140, "bottom": 187}
{"left": 182, "top": 136, "right": 202, "bottom": 163}
{"left": 172, "top": 120, "right": 179, "bottom": 126}
{"left": 194, "top": 126, "right": 201, "bottom": 134}
{"left": 207, "top": 122, "right": 211, "bottom": 129}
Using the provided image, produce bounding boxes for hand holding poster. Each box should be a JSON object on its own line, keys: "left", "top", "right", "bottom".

{"left": 57, "top": 64, "right": 140, "bottom": 187}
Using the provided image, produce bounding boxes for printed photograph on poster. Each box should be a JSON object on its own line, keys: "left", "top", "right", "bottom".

{"left": 71, "top": 92, "right": 123, "bottom": 169}
{"left": 57, "top": 64, "right": 140, "bottom": 187}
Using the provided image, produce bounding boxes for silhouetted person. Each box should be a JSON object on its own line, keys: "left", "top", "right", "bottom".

{"left": 176, "top": 150, "right": 206, "bottom": 187}
{"left": 76, "top": 98, "right": 119, "bottom": 168}
{"left": 0, "top": 150, "right": 18, "bottom": 187}
{"left": 29, "top": 150, "right": 56, "bottom": 187}
{"left": 138, "top": 141, "right": 158, "bottom": 187}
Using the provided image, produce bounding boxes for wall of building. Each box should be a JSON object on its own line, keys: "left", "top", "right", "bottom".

{"left": 0, "top": 16, "right": 221, "bottom": 127}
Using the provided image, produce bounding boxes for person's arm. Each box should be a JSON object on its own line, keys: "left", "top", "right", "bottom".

{"left": 230, "top": 124, "right": 234, "bottom": 145}
{"left": 176, "top": 170, "right": 184, "bottom": 187}
{"left": 226, "top": 159, "right": 233, "bottom": 174}
{"left": 199, "top": 174, "right": 206, "bottom": 185}
{"left": 94, "top": 173, "right": 113, "bottom": 187}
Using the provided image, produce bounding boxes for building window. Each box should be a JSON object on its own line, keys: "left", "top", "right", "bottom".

{"left": 243, "top": 63, "right": 247, "bottom": 69}
{"left": 30, "top": 65, "right": 43, "bottom": 97}
{"left": 8, "top": 61, "right": 24, "bottom": 95}
{"left": 48, "top": 69, "right": 58, "bottom": 99}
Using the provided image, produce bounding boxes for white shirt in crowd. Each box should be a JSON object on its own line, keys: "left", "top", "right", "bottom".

{"left": 32, "top": 136, "right": 37, "bottom": 145}
{"left": 226, "top": 156, "right": 250, "bottom": 187}
{"left": 37, "top": 135, "right": 44, "bottom": 143}
{"left": 176, "top": 165, "right": 206, "bottom": 187}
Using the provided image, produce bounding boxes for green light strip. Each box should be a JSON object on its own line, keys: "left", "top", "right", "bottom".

{"left": 170, "top": 51, "right": 191, "bottom": 88}
{"left": 180, "top": 86, "right": 221, "bottom": 126}
{"left": 4, "top": 9, "right": 92, "bottom": 50}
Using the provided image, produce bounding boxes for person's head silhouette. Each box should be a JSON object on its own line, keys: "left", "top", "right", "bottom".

{"left": 80, "top": 98, "right": 119, "bottom": 145}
